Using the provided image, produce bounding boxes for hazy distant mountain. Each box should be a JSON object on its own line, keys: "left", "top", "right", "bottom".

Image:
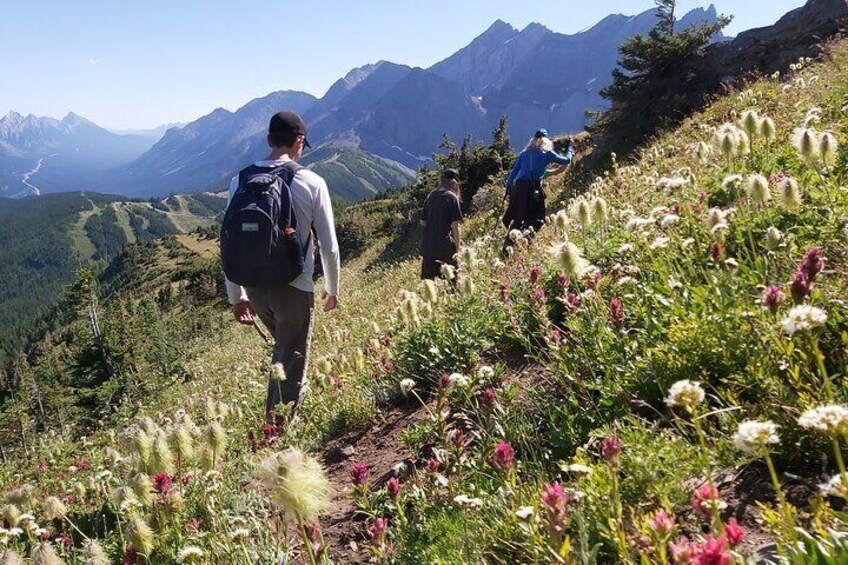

{"left": 110, "top": 122, "right": 187, "bottom": 140}
{"left": 118, "top": 90, "right": 317, "bottom": 197}
{"left": 0, "top": 111, "right": 155, "bottom": 198}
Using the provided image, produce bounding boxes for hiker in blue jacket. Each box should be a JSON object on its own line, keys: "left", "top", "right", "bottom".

{"left": 502, "top": 128, "right": 573, "bottom": 237}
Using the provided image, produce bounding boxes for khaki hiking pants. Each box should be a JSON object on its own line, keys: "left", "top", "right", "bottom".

{"left": 245, "top": 285, "right": 315, "bottom": 422}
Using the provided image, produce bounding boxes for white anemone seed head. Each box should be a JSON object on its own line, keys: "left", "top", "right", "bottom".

{"left": 793, "top": 127, "right": 819, "bottom": 165}
{"left": 176, "top": 546, "right": 205, "bottom": 564}
{"left": 733, "top": 420, "right": 780, "bottom": 453}
{"left": 798, "top": 405, "right": 848, "bottom": 437}
{"left": 765, "top": 227, "right": 783, "bottom": 251}
{"left": 776, "top": 177, "right": 802, "bottom": 209}
{"left": 0, "top": 550, "right": 24, "bottom": 565}
{"left": 782, "top": 305, "right": 827, "bottom": 336}
{"left": 31, "top": 543, "right": 64, "bottom": 565}
{"left": 41, "top": 497, "right": 67, "bottom": 521}
{"left": 740, "top": 109, "right": 760, "bottom": 137}
{"left": 126, "top": 516, "right": 155, "bottom": 556}
{"left": 550, "top": 242, "right": 591, "bottom": 280}
{"left": 746, "top": 174, "right": 770, "bottom": 205}
{"left": 399, "top": 379, "right": 416, "bottom": 395}
{"left": 82, "top": 540, "right": 110, "bottom": 565}
{"left": 819, "top": 132, "right": 838, "bottom": 167}
{"left": 591, "top": 196, "right": 609, "bottom": 224}
{"left": 665, "top": 380, "right": 706, "bottom": 411}
{"left": 759, "top": 116, "right": 776, "bottom": 141}
{"left": 256, "top": 448, "right": 331, "bottom": 521}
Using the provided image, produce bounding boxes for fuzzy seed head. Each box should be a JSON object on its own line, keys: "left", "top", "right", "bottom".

{"left": 126, "top": 515, "right": 155, "bottom": 556}
{"left": 591, "top": 197, "right": 609, "bottom": 224}
{"left": 776, "top": 177, "right": 802, "bottom": 209}
{"left": 793, "top": 127, "right": 819, "bottom": 164}
{"left": 549, "top": 242, "right": 591, "bottom": 280}
{"left": 41, "top": 497, "right": 67, "bottom": 521}
{"left": 819, "top": 132, "right": 838, "bottom": 167}
{"left": 82, "top": 540, "right": 110, "bottom": 565}
{"left": 0, "top": 550, "right": 24, "bottom": 565}
{"left": 149, "top": 430, "right": 175, "bottom": 475}
{"left": 131, "top": 473, "right": 155, "bottom": 507}
{"left": 746, "top": 174, "right": 770, "bottom": 205}
{"left": 765, "top": 227, "right": 783, "bottom": 251}
{"left": 740, "top": 109, "right": 759, "bottom": 137}
{"left": 256, "top": 448, "right": 332, "bottom": 521}
{"left": 169, "top": 424, "right": 194, "bottom": 462}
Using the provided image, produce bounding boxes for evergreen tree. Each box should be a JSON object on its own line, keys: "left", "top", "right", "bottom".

{"left": 592, "top": 0, "right": 730, "bottom": 153}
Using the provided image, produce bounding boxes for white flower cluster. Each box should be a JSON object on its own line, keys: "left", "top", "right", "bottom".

{"left": 664, "top": 380, "right": 705, "bottom": 411}
{"left": 797, "top": 405, "right": 848, "bottom": 436}
{"left": 781, "top": 305, "right": 827, "bottom": 336}
{"left": 732, "top": 420, "right": 780, "bottom": 453}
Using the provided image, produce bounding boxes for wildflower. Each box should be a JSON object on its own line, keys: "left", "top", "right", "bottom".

{"left": 82, "top": 540, "right": 110, "bottom": 565}
{"left": 732, "top": 420, "right": 780, "bottom": 453}
{"left": 30, "top": 543, "right": 64, "bottom": 565}
{"left": 126, "top": 428, "right": 152, "bottom": 467}
{"left": 668, "top": 536, "right": 697, "bottom": 564}
{"left": 549, "top": 242, "right": 592, "bottom": 280}
{"left": 540, "top": 482, "right": 571, "bottom": 532}
{"left": 740, "top": 109, "right": 759, "bottom": 137}
{"left": 255, "top": 448, "right": 332, "bottom": 520}
{"left": 230, "top": 528, "right": 250, "bottom": 543}
{"left": 453, "top": 495, "right": 483, "bottom": 508}
{"left": 601, "top": 434, "right": 621, "bottom": 467}
{"left": 698, "top": 534, "right": 731, "bottom": 565}
{"left": 399, "top": 379, "right": 415, "bottom": 396}
{"left": 609, "top": 298, "right": 624, "bottom": 329}
{"left": 169, "top": 425, "right": 194, "bottom": 463}
{"left": 448, "top": 373, "right": 470, "bottom": 387}
{"left": 781, "top": 304, "right": 827, "bottom": 336}
{"left": 458, "top": 275, "right": 475, "bottom": 294}
{"left": 529, "top": 265, "right": 541, "bottom": 283}
{"left": 592, "top": 196, "right": 609, "bottom": 223}
{"left": 515, "top": 506, "right": 534, "bottom": 520}
{"left": 696, "top": 141, "right": 712, "bottom": 163}
{"left": 724, "top": 257, "right": 739, "bottom": 271}
{"left": 0, "top": 550, "right": 24, "bottom": 565}
{"left": 1, "top": 504, "right": 21, "bottom": 527}
{"left": 721, "top": 174, "right": 743, "bottom": 190}
{"left": 776, "top": 177, "right": 802, "bottom": 209}
{"left": 126, "top": 515, "right": 155, "bottom": 556}
{"left": 385, "top": 477, "right": 401, "bottom": 500}
{"left": 440, "top": 264, "right": 456, "bottom": 280}
{"left": 799, "top": 247, "right": 826, "bottom": 281}
{"left": 648, "top": 510, "right": 675, "bottom": 539}
{"left": 425, "top": 459, "right": 440, "bottom": 474}
{"left": 366, "top": 517, "right": 389, "bottom": 542}
{"left": 762, "top": 227, "right": 784, "bottom": 252}
{"left": 563, "top": 463, "right": 592, "bottom": 476}
{"left": 176, "top": 546, "right": 204, "bottom": 564}
{"left": 131, "top": 473, "right": 155, "bottom": 507}
{"left": 203, "top": 422, "right": 227, "bottom": 461}
{"left": 761, "top": 286, "right": 786, "bottom": 313}
{"left": 618, "top": 243, "right": 634, "bottom": 254}
{"left": 41, "top": 497, "right": 66, "bottom": 522}
{"left": 573, "top": 198, "right": 593, "bottom": 229}
{"left": 691, "top": 483, "right": 725, "bottom": 520}
{"left": 149, "top": 430, "right": 175, "bottom": 475}
{"left": 152, "top": 472, "right": 173, "bottom": 495}
{"left": 789, "top": 271, "right": 811, "bottom": 303}
{"left": 798, "top": 405, "right": 848, "bottom": 436}
{"left": 746, "top": 174, "right": 770, "bottom": 205}
{"left": 665, "top": 380, "right": 705, "bottom": 412}
{"left": 793, "top": 127, "right": 819, "bottom": 165}
{"left": 489, "top": 440, "right": 515, "bottom": 473}
{"left": 660, "top": 214, "right": 680, "bottom": 228}
{"left": 820, "top": 474, "right": 848, "bottom": 498}
{"left": 477, "top": 365, "right": 495, "bottom": 382}
{"left": 819, "top": 132, "right": 838, "bottom": 167}
{"left": 724, "top": 517, "right": 745, "bottom": 547}
{"left": 649, "top": 237, "right": 670, "bottom": 250}
{"left": 349, "top": 462, "right": 369, "bottom": 487}
{"left": 759, "top": 116, "right": 776, "bottom": 141}
{"left": 554, "top": 209, "right": 569, "bottom": 232}
{"left": 507, "top": 230, "right": 523, "bottom": 243}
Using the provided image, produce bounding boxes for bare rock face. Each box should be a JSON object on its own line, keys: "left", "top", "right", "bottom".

{"left": 706, "top": 0, "right": 848, "bottom": 78}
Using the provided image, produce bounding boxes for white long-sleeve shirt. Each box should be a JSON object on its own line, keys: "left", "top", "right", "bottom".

{"left": 224, "top": 155, "right": 341, "bottom": 304}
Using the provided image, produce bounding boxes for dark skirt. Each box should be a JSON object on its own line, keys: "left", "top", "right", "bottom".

{"left": 502, "top": 178, "right": 546, "bottom": 232}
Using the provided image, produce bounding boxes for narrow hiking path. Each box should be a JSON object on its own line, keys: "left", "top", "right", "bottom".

{"left": 18, "top": 156, "right": 45, "bottom": 197}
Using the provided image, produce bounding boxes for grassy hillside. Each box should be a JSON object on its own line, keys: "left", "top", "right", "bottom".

{"left": 0, "top": 42, "right": 847, "bottom": 564}
{"left": 0, "top": 192, "right": 225, "bottom": 366}
{"left": 302, "top": 145, "right": 415, "bottom": 202}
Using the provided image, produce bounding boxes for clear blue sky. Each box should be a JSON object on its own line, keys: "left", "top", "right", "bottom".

{"left": 0, "top": 0, "right": 805, "bottom": 130}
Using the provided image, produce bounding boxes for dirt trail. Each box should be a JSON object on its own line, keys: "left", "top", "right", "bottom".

{"left": 320, "top": 404, "right": 428, "bottom": 563}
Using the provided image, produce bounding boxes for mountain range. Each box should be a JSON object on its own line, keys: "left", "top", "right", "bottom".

{"left": 0, "top": 4, "right": 724, "bottom": 202}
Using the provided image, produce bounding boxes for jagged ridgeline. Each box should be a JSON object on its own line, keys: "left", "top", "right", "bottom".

{"left": 0, "top": 191, "right": 225, "bottom": 366}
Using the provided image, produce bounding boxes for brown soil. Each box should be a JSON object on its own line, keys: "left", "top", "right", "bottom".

{"left": 320, "top": 404, "right": 429, "bottom": 563}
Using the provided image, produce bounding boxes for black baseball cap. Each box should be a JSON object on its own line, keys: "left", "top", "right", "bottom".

{"left": 442, "top": 168, "right": 460, "bottom": 180}
{"left": 269, "top": 111, "right": 311, "bottom": 148}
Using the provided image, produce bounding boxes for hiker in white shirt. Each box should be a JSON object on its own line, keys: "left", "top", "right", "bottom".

{"left": 224, "top": 111, "right": 340, "bottom": 423}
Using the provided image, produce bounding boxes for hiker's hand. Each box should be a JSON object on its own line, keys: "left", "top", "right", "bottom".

{"left": 232, "top": 301, "right": 255, "bottom": 325}
{"left": 322, "top": 293, "right": 338, "bottom": 312}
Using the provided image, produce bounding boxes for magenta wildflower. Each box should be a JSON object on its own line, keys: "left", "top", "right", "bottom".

{"left": 648, "top": 510, "right": 675, "bottom": 539}
{"left": 367, "top": 517, "right": 389, "bottom": 542}
{"left": 532, "top": 287, "right": 546, "bottom": 304}
{"left": 668, "top": 536, "right": 697, "bottom": 565}
{"left": 691, "top": 483, "right": 720, "bottom": 521}
{"left": 529, "top": 266, "right": 541, "bottom": 283}
{"left": 761, "top": 285, "right": 786, "bottom": 313}
{"left": 557, "top": 274, "right": 570, "bottom": 289}
{"left": 350, "top": 461, "right": 369, "bottom": 487}
{"left": 601, "top": 434, "right": 622, "bottom": 467}
{"left": 790, "top": 271, "right": 811, "bottom": 303}
{"left": 386, "top": 477, "right": 401, "bottom": 500}
{"left": 477, "top": 388, "right": 495, "bottom": 412}
{"left": 724, "top": 517, "right": 745, "bottom": 547}
{"left": 425, "top": 458, "right": 440, "bottom": 473}
{"left": 799, "top": 247, "right": 825, "bottom": 282}
{"left": 540, "top": 482, "right": 571, "bottom": 533}
{"left": 696, "top": 534, "right": 731, "bottom": 565}
{"left": 489, "top": 440, "right": 515, "bottom": 473}
{"left": 710, "top": 242, "right": 724, "bottom": 261}
{"left": 152, "top": 472, "right": 173, "bottom": 495}
{"left": 609, "top": 297, "right": 624, "bottom": 329}
{"left": 439, "top": 373, "right": 452, "bottom": 390}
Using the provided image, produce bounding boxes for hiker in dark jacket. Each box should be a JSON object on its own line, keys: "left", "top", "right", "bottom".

{"left": 419, "top": 169, "right": 463, "bottom": 279}
{"left": 502, "top": 129, "right": 573, "bottom": 236}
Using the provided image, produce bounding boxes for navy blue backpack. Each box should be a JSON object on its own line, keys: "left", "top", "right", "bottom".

{"left": 221, "top": 162, "right": 307, "bottom": 288}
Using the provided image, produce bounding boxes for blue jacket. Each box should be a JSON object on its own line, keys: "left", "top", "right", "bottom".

{"left": 505, "top": 145, "right": 573, "bottom": 187}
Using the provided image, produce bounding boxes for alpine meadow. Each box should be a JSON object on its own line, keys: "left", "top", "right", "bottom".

{"left": 3, "top": 0, "right": 848, "bottom": 564}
